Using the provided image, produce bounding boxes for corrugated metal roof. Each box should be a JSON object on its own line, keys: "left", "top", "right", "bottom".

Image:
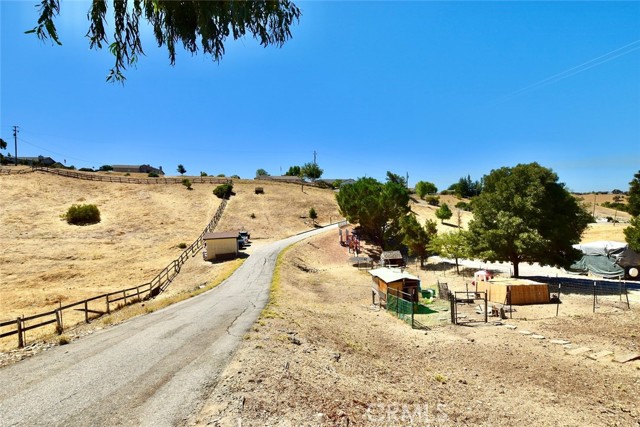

{"left": 203, "top": 231, "right": 239, "bottom": 240}
{"left": 380, "top": 251, "right": 403, "bottom": 260}
{"left": 369, "top": 267, "right": 419, "bottom": 283}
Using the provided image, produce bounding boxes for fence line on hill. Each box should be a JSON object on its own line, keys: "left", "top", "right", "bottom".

{"left": 0, "top": 167, "right": 32, "bottom": 175}
{"left": 0, "top": 199, "right": 229, "bottom": 349}
{"left": 31, "top": 166, "right": 232, "bottom": 185}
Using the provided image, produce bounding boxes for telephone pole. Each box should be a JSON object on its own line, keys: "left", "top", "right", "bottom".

{"left": 313, "top": 150, "right": 317, "bottom": 164}
{"left": 13, "top": 126, "right": 19, "bottom": 166}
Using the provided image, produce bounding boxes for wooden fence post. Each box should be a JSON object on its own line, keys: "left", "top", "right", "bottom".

{"left": 55, "top": 309, "right": 63, "bottom": 334}
{"left": 84, "top": 300, "right": 89, "bottom": 323}
{"left": 17, "top": 317, "right": 24, "bottom": 348}
{"left": 106, "top": 294, "right": 110, "bottom": 314}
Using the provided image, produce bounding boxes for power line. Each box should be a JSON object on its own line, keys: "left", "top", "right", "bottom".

{"left": 499, "top": 38, "right": 640, "bottom": 102}
{"left": 17, "top": 136, "right": 96, "bottom": 166}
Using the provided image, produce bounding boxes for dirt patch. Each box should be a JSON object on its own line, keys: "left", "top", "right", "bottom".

{"left": 192, "top": 231, "right": 640, "bottom": 427}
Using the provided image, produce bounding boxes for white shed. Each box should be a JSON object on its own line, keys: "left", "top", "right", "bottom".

{"left": 203, "top": 231, "right": 239, "bottom": 261}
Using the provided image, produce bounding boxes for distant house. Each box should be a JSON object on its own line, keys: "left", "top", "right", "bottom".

{"left": 202, "top": 231, "right": 240, "bottom": 261}
{"left": 14, "top": 156, "right": 57, "bottom": 166}
{"left": 370, "top": 267, "right": 421, "bottom": 304}
{"left": 111, "top": 164, "right": 164, "bottom": 175}
{"left": 316, "top": 178, "right": 356, "bottom": 188}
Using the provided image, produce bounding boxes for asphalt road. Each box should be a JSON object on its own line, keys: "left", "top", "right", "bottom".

{"left": 0, "top": 225, "right": 337, "bottom": 427}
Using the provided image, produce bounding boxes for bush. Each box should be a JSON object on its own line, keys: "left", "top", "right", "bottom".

{"left": 425, "top": 195, "right": 440, "bottom": 206}
{"left": 148, "top": 172, "right": 159, "bottom": 178}
{"left": 455, "top": 201, "right": 472, "bottom": 211}
{"left": 178, "top": 242, "right": 187, "bottom": 249}
{"left": 78, "top": 167, "right": 94, "bottom": 172}
{"left": 182, "top": 178, "right": 192, "bottom": 190}
{"left": 213, "top": 183, "right": 234, "bottom": 199}
{"left": 250, "top": 213, "right": 256, "bottom": 219}
{"left": 200, "top": 171, "right": 208, "bottom": 177}
{"left": 63, "top": 204, "right": 101, "bottom": 225}
{"left": 124, "top": 172, "right": 130, "bottom": 176}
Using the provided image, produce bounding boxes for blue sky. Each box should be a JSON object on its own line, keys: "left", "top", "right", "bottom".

{"left": 1, "top": 1, "right": 639, "bottom": 192}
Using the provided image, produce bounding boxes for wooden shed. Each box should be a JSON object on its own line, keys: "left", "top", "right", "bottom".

{"left": 476, "top": 278, "right": 550, "bottom": 305}
{"left": 380, "top": 251, "right": 405, "bottom": 267}
{"left": 370, "top": 267, "right": 420, "bottom": 303}
{"left": 202, "top": 231, "right": 239, "bottom": 261}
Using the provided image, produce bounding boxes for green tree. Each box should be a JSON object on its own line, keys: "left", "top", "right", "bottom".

{"left": 336, "top": 174, "right": 410, "bottom": 249}
{"left": 177, "top": 164, "right": 186, "bottom": 175}
{"left": 309, "top": 207, "right": 317, "bottom": 224}
{"left": 435, "top": 203, "right": 452, "bottom": 224}
{"left": 415, "top": 181, "right": 437, "bottom": 200}
{"left": 301, "top": 162, "right": 323, "bottom": 181}
{"left": 285, "top": 165, "right": 301, "bottom": 176}
{"left": 29, "top": 0, "right": 301, "bottom": 83}
{"left": 431, "top": 230, "right": 470, "bottom": 274}
{"left": 200, "top": 171, "right": 208, "bottom": 177}
{"left": 467, "top": 162, "right": 591, "bottom": 277}
{"left": 624, "top": 216, "right": 640, "bottom": 252}
{"left": 448, "top": 175, "right": 482, "bottom": 198}
{"left": 0, "top": 138, "right": 7, "bottom": 150}
{"left": 627, "top": 171, "right": 640, "bottom": 217}
{"left": 401, "top": 215, "right": 437, "bottom": 267}
{"left": 256, "top": 168, "right": 269, "bottom": 177}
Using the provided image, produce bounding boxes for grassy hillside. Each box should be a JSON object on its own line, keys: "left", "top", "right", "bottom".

{"left": 0, "top": 173, "right": 342, "bottom": 322}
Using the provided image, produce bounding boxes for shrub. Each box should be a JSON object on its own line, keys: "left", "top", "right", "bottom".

{"left": 124, "top": 172, "right": 130, "bottom": 176}
{"left": 216, "top": 173, "right": 226, "bottom": 177}
{"left": 213, "top": 183, "right": 234, "bottom": 199}
{"left": 63, "top": 204, "right": 101, "bottom": 225}
{"left": 455, "top": 201, "right": 472, "bottom": 211}
{"left": 182, "top": 178, "right": 192, "bottom": 190}
{"left": 148, "top": 172, "right": 159, "bottom": 178}
{"left": 79, "top": 167, "right": 94, "bottom": 172}
{"left": 58, "top": 335, "right": 71, "bottom": 345}
{"left": 200, "top": 171, "right": 208, "bottom": 177}
{"left": 178, "top": 242, "right": 187, "bottom": 249}
{"left": 425, "top": 195, "right": 440, "bottom": 206}
{"left": 250, "top": 213, "right": 256, "bottom": 219}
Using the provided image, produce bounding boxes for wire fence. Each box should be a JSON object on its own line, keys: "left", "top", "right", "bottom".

{"left": 0, "top": 199, "right": 229, "bottom": 348}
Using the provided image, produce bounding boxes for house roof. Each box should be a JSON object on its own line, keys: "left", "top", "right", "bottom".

{"left": 380, "top": 251, "right": 403, "bottom": 260}
{"left": 369, "top": 267, "right": 419, "bottom": 284}
{"left": 203, "top": 231, "right": 240, "bottom": 240}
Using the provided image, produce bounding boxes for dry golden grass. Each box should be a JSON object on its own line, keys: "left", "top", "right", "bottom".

{"left": 0, "top": 173, "right": 342, "bottom": 327}
{"left": 216, "top": 180, "right": 343, "bottom": 242}
{"left": 0, "top": 172, "right": 222, "bottom": 321}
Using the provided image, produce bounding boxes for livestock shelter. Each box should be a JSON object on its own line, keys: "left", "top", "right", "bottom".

{"left": 475, "top": 278, "right": 550, "bottom": 305}
{"left": 380, "top": 251, "right": 405, "bottom": 267}
{"left": 569, "top": 241, "right": 640, "bottom": 280}
{"left": 202, "top": 231, "right": 239, "bottom": 261}
{"left": 370, "top": 267, "right": 420, "bottom": 303}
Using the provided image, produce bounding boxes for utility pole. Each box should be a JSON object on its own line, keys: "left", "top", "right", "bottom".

{"left": 313, "top": 150, "right": 317, "bottom": 164}
{"left": 13, "top": 126, "right": 19, "bottom": 166}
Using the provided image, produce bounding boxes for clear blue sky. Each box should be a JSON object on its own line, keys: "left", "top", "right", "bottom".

{"left": 1, "top": 1, "right": 639, "bottom": 192}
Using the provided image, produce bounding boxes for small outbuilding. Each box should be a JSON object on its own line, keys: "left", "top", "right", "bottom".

{"left": 370, "top": 267, "right": 420, "bottom": 304}
{"left": 380, "top": 251, "right": 405, "bottom": 267}
{"left": 202, "top": 231, "right": 240, "bottom": 261}
{"left": 476, "top": 278, "right": 550, "bottom": 305}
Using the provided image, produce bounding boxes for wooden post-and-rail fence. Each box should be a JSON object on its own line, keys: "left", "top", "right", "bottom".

{"left": 0, "top": 199, "right": 228, "bottom": 348}
{"left": 30, "top": 166, "right": 233, "bottom": 185}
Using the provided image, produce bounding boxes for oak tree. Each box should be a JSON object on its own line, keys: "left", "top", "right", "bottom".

{"left": 467, "top": 162, "right": 591, "bottom": 277}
